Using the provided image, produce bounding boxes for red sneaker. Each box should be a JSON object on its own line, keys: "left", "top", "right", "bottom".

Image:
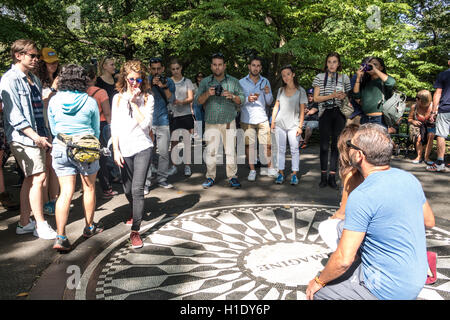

{"left": 126, "top": 213, "right": 133, "bottom": 226}
{"left": 130, "top": 231, "right": 143, "bottom": 249}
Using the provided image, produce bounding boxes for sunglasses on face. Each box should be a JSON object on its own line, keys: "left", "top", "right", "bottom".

{"left": 346, "top": 140, "right": 366, "bottom": 156}
{"left": 24, "top": 53, "right": 40, "bottom": 60}
{"left": 127, "top": 78, "right": 143, "bottom": 83}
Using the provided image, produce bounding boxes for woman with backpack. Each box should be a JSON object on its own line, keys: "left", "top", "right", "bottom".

{"left": 111, "top": 60, "right": 154, "bottom": 249}
{"left": 352, "top": 56, "right": 396, "bottom": 128}
{"left": 312, "top": 52, "right": 351, "bottom": 189}
{"left": 270, "top": 65, "right": 307, "bottom": 185}
{"left": 48, "top": 64, "right": 102, "bottom": 251}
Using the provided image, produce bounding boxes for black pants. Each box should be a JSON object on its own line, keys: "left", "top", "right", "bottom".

{"left": 121, "top": 147, "right": 153, "bottom": 232}
{"left": 98, "top": 121, "right": 112, "bottom": 192}
{"left": 319, "top": 108, "right": 346, "bottom": 173}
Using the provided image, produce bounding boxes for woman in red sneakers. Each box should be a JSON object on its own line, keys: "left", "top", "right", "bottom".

{"left": 111, "top": 60, "right": 154, "bottom": 249}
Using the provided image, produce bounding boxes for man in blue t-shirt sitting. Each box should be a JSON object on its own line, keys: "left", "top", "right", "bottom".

{"left": 306, "top": 123, "right": 435, "bottom": 300}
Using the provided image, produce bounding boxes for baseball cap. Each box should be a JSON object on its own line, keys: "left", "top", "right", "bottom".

{"left": 307, "top": 88, "right": 314, "bottom": 95}
{"left": 41, "top": 48, "right": 59, "bottom": 63}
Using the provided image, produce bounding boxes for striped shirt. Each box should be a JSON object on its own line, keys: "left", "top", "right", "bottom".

{"left": 194, "top": 74, "right": 245, "bottom": 124}
{"left": 29, "top": 83, "right": 48, "bottom": 137}
{"left": 312, "top": 72, "right": 351, "bottom": 115}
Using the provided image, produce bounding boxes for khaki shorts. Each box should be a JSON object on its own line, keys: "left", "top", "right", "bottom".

{"left": 241, "top": 121, "right": 272, "bottom": 146}
{"left": 10, "top": 142, "right": 46, "bottom": 177}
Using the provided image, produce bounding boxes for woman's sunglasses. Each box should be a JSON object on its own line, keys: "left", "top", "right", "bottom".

{"left": 127, "top": 78, "right": 143, "bottom": 83}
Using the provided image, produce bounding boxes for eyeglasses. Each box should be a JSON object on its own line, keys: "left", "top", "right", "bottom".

{"left": 23, "top": 53, "right": 40, "bottom": 60}
{"left": 127, "top": 78, "right": 143, "bottom": 83}
{"left": 149, "top": 57, "right": 162, "bottom": 64}
{"left": 346, "top": 140, "right": 366, "bottom": 156}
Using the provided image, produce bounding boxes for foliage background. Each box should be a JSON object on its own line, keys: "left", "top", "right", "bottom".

{"left": 0, "top": 0, "right": 448, "bottom": 97}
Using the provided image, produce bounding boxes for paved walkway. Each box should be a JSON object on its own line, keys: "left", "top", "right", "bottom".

{"left": 0, "top": 144, "right": 449, "bottom": 300}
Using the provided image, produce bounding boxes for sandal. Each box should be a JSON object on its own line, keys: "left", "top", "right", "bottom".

{"left": 300, "top": 143, "right": 308, "bottom": 149}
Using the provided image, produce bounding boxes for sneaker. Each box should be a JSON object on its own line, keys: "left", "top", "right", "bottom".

{"left": 290, "top": 174, "right": 299, "bottom": 185}
{"left": 184, "top": 165, "right": 192, "bottom": 177}
{"left": 53, "top": 235, "right": 71, "bottom": 252}
{"left": 229, "top": 178, "right": 241, "bottom": 189}
{"left": 33, "top": 221, "right": 57, "bottom": 240}
{"left": 168, "top": 165, "right": 177, "bottom": 176}
{"left": 102, "top": 189, "right": 119, "bottom": 199}
{"left": 158, "top": 181, "right": 174, "bottom": 189}
{"left": 275, "top": 173, "right": 284, "bottom": 184}
{"left": 426, "top": 162, "right": 446, "bottom": 172}
{"left": 0, "top": 192, "right": 19, "bottom": 210}
{"left": 202, "top": 178, "right": 214, "bottom": 189}
{"left": 130, "top": 231, "right": 143, "bottom": 249}
{"left": 43, "top": 200, "right": 56, "bottom": 216}
{"left": 82, "top": 222, "right": 104, "bottom": 238}
{"left": 267, "top": 167, "right": 278, "bottom": 177}
{"left": 248, "top": 170, "right": 257, "bottom": 181}
{"left": 16, "top": 219, "right": 36, "bottom": 235}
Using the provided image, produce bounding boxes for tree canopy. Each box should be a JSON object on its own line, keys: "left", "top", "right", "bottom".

{"left": 0, "top": 0, "right": 448, "bottom": 97}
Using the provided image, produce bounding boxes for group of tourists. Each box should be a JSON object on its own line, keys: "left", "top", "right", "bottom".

{"left": 0, "top": 38, "right": 449, "bottom": 300}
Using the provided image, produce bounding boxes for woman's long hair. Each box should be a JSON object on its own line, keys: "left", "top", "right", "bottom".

{"left": 323, "top": 52, "right": 342, "bottom": 73}
{"left": 115, "top": 60, "right": 151, "bottom": 97}
{"left": 36, "top": 59, "right": 60, "bottom": 88}
{"left": 280, "top": 64, "right": 299, "bottom": 88}
{"left": 338, "top": 124, "right": 360, "bottom": 179}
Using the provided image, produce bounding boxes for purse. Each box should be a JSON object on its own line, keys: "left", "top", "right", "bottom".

{"left": 339, "top": 96, "right": 354, "bottom": 118}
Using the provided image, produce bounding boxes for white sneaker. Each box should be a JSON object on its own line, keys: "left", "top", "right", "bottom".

{"left": 248, "top": 170, "right": 257, "bottom": 181}
{"left": 184, "top": 165, "right": 192, "bottom": 176}
{"left": 267, "top": 167, "right": 278, "bottom": 177}
{"left": 33, "top": 221, "right": 57, "bottom": 240}
{"left": 16, "top": 220, "right": 36, "bottom": 235}
{"left": 168, "top": 165, "right": 177, "bottom": 176}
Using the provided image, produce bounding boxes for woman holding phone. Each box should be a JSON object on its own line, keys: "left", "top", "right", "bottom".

{"left": 111, "top": 60, "right": 154, "bottom": 249}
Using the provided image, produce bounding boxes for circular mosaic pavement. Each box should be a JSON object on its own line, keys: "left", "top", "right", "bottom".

{"left": 91, "top": 204, "right": 450, "bottom": 300}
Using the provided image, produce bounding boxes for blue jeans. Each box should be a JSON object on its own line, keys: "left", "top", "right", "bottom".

{"left": 360, "top": 114, "right": 387, "bottom": 128}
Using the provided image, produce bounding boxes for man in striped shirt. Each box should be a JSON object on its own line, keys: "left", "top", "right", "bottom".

{"left": 195, "top": 53, "right": 245, "bottom": 189}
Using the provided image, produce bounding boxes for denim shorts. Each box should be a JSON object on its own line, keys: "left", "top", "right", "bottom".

{"left": 303, "top": 120, "right": 319, "bottom": 130}
{"left": 51, "top": 142, "right": 99, "bottom": 177}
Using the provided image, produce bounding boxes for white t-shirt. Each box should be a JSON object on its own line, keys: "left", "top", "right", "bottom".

{"left": 111, "top": 92, "right": 154, "bottom": 157}
{"left": 168, "top": 77, "right": 194, "bottom": 117}
{"left": 275, "top": 86, "right": 308, "bottom": 130}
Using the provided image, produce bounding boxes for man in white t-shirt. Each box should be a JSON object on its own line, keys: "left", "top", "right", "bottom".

{"left": 239, "top": 57, "right": 277, "bottom": 181}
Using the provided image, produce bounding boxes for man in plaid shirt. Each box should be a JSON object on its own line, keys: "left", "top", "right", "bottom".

{"left": 195, "top": 53, "right": 245, "bottom": 189}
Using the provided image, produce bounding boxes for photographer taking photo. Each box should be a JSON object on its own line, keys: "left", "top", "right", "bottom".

{"left": 352, "top": 57, "right": 396, "bottom": 128}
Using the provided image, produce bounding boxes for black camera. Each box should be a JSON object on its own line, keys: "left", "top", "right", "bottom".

{"left": 158, "top": 75, "right": 168, "bottom": 85}
{"left": 361, "top": 63, "right": 373, "bottom": 72}
{"left": 214, "top": 84, "right": 223, "bottom": 96}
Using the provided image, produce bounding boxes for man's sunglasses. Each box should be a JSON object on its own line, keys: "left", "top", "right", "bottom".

{"left": 149, "top": 57, "right": 162, "bottom": 64}
{"left": 346, "top": 140, "right": 366, "bottom": 156}
{"left": 24, "top": 53, "right": 40, "bottom": 60}
{"left": 127, "top": 78, "right": 143, "bottom": 83}
{"left": 212, "top": 52, "right": 225, "bottom": 59}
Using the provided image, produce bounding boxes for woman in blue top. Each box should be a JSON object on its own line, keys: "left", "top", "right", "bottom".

{"left": 48, "top": 64, "right": 102, "bottom": 252}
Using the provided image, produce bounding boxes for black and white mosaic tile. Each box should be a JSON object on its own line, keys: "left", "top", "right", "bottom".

{"left": 94, "top": 204, "right": 450, "bottom": 300}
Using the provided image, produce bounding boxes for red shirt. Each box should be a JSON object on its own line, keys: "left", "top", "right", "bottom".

{"left": 87, "top": 86, "right": 108, "bottom": 122}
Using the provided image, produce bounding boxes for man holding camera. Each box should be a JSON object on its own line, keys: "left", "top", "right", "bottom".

{"left": 195, "top": 53, "right": 245, "bottom": 189}
{"left": 145, "top": 57, "right": 176, "bottom": 191}
{"left": 239, "top": 57, "right": 277, "bottom": 181}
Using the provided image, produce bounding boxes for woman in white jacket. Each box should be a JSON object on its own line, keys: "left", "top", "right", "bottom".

{"left": 111, "top": 60, "right": 154, "bottom": 249}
